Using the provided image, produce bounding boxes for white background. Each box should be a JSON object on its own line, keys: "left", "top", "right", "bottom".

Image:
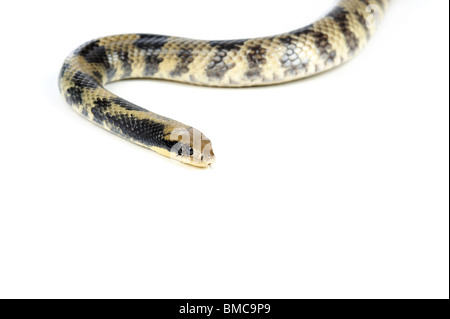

{"left": 0, "top": 0, "right": 448, "bottom": 299}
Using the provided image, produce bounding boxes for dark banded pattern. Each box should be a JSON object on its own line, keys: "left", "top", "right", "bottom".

{"left": 59, "top": 0, "right": 388, "bottom": 167}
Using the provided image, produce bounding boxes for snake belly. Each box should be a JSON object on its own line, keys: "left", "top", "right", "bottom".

{"left": 59, "top": 0, "right": 388, "bottom": 167}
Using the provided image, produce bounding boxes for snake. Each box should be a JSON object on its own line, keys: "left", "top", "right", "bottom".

{"left": 59, "top": 0, "right": 388, "bottom": 167}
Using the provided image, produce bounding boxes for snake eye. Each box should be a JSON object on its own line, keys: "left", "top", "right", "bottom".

{"left": 178, "top": 148, "right": 183, "bottom": 156}
{"left": 190, "top": 148, "right": 194, "bottom": 156}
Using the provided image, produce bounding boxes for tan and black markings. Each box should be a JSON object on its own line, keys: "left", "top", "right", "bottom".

{"left": 206, "top": 40, "right": 248, "bottom": 80}
{"left": 328, "top": 7, "right": 360, "bottom": 55}
{"left": 90, "top": 97, "right": 179, "bottom": 152}
{"left": 245, "top": 45, "right": 267, "bottom": 78}
{"left": 134, "top": 34, "right": 169, "bottom": 77}
{"left": 59, "top": 0, "right": 388, "bottom": 167}
{"left": 170, "top": 48, "right": 194, "bottom": 77}
{"left": 277, "top": 34, "right": 311, "bottom": 76}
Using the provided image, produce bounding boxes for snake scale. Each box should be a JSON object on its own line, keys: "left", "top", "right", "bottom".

{"left": 59, "top": 0, "right": 388, "bottom": 167}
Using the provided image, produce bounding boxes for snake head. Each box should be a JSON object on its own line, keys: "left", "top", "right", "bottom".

{"left": 168, "top": 127, "right": 215, "bottom": 168}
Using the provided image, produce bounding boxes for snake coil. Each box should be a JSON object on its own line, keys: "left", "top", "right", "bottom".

{"left": 59, "top": 0, "right": 388, "bottom": 167}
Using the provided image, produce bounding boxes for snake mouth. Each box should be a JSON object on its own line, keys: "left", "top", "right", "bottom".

{"left": 187, "top": 153, "right": 215, "bottom": 168}
{"left": 202, "top": 154, "right": 216, "bottom": 166}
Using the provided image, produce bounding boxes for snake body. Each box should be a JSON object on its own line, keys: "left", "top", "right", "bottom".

{"left": 59, "top": 0, "right": 387, "bottom": 167}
